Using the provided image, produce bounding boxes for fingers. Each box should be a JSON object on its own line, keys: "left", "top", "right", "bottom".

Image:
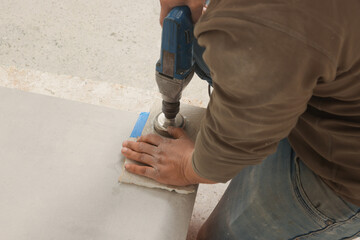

{"left": 159, "top": 0, "right": 201, "bottom": 26}
{"left": 167, "top": 126, "right": 187, "bottom": 139}
{"left": 123, "top": 140, "right": 157, "bottom": 155}
{"left": 137, "top": 134, "right": 163, "bottom": 146}
{"left": 189, "top": 2, "right": 203, "bottom": 23}
{"left": 125, "top": 164, "right": 158, "bottom": 180}
{"left": 159, "top": 5, "right": 170, "bottom": 26}
{"left": 121, "top": 147, "right": 154, "bottom": 166}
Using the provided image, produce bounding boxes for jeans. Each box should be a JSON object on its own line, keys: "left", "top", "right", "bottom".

{"left": 198, "top": 139, "right": 360, "bottom": 239}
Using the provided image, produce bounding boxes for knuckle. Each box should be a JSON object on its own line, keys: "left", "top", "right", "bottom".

{"left": 127, "top": 141, "right": 136, "bottom": 150}
{"left": 158, "top": 145, "right": 166, "bottom": 153}
{"left": 146, "top": 134, "right": 155, "bottom": 139}
{"left": 156, "top": 155, "right": 163, "bottom": 164}
{"left": 149, "top": 136, "right": 155, "bottom": 142}
{"left": 154, "top": 147, "right": 161, "bottom": 155}
{"left": 153, "top": 167, "right": 161, "bottom": 178}
{"left": 127, "top": 165, "right": 135, "bottom": 173}
{"left": 126, "top": 150, "right": 133, "bottom": 158}
{"left": 141, "top": 167, "right": 148, "bottom": 175}
{"left": 144, "top": 168, "right": 155, "bottom": 179}
{"left": 141, "top": 135, "right": 150, "bottom": 141}
{"left": 137, "top": 142, "right": 145, "bottom": 151}
{"left": 139, "top": 154, "right": 146, "bottom": 162}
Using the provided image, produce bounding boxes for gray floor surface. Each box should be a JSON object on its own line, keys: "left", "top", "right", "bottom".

{"left": 0, "top": 0, "right": 210, "bottom": 103}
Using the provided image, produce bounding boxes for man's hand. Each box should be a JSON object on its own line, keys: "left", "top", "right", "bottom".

{"left": 159, "top": 0, "right": 205, "bottom": 26}
{"left": 121, "top": 127, "right": 215, "bottom": 186}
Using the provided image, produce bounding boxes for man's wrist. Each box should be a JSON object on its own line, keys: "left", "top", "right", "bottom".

{"left": 185, "top": 151, "right": 216, "bottom": 184}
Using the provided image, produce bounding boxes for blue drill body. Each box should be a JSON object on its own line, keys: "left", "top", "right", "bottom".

{"left": 156, "top": 6, "right": 194, "bottom": 80}
{"left": 154, "top": 6, "right": 195, "bottom": 136}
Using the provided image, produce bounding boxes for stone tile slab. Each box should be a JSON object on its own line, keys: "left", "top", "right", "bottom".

{"left": 0, "top": 87, "right": 195, "bottom": 240}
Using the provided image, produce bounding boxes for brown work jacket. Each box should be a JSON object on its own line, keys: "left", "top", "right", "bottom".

{"left": 192, "top": 0, "right": 360, "bottom": 206}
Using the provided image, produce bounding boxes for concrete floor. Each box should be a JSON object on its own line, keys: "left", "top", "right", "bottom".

{"left": 0, "top": 0, "right": 209, "bottom": 102}
{"left": 0, "top": 1, "right": 226, "bottom": 239}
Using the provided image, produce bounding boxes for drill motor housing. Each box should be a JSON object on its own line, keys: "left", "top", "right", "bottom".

{"left": 155, "top": 6, "right": 195, "bottom": 118}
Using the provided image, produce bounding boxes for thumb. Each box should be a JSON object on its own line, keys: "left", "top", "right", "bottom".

{"left": 190, "top": 5, "right": 203, "bottom": 23}
{"left": 159, "top": 5, "right": 170, "bottom": 27}
{"left": 167, "top": 126, "right": 187, "bottom": 139}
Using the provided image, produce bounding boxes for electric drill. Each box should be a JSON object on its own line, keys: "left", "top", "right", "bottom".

{"left": 154, "top": 6, "right": 194, "bottom": 137}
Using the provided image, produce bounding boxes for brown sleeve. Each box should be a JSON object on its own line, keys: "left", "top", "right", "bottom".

{"left": 191, "top": 16, "right": 332, "bottom": 182}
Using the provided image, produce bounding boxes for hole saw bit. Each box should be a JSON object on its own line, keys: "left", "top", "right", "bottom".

{"left": 154, "top": 6, "right": 195, "bottom": 137}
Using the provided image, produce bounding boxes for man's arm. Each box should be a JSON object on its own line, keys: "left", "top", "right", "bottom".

{"left": 191, "top": 12, "right": 333, "bottom": 182}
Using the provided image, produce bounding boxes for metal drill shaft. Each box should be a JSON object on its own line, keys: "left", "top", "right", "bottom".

{"left": 162, "top": 101, "right": 180, "bottom": 119}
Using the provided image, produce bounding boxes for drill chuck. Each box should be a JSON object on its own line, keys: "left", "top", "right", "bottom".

{"left": 154, "top": 70, "right": 193, "bottom": 137}
{"left": 162, "top": 101, "right": 180, "bottom": 119}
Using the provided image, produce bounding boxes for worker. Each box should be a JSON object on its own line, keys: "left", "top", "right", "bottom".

{"left": 122, "top": 0, "right": 360, "bottom": 239}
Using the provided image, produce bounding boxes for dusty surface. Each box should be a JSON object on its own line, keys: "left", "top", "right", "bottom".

{"left": 0, "top": 0, "right": 209, "bottom": 102}
{"left": 0, "top": 66, "right": 206, "bottom": 112}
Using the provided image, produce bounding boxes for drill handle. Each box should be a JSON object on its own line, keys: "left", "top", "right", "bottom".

{"left": 156, "top": 6, "right": 194, "bottom": 81}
